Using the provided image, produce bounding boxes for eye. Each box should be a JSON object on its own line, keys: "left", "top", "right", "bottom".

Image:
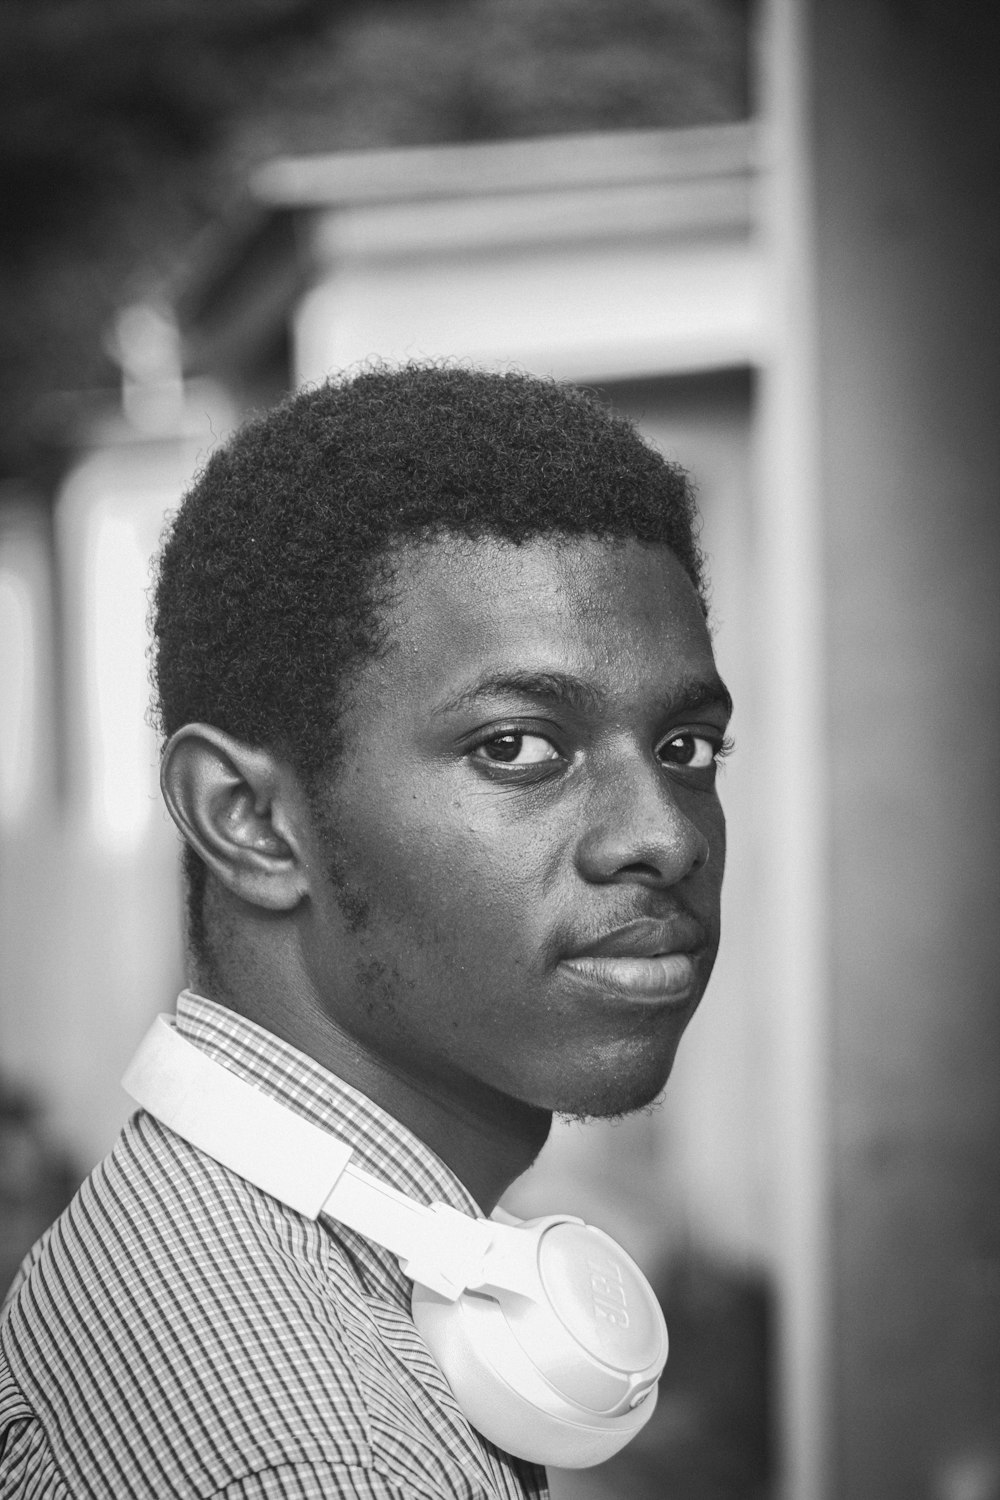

{"left": 474, "top": 732, "right": 561, "bottom": 765}
{"left": 656, "top": 732, "right": 725, "bottom": 770}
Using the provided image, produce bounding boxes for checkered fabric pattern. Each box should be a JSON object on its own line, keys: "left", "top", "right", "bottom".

{"left": 0, "top": 992, "right": 548, "bottom": 1499}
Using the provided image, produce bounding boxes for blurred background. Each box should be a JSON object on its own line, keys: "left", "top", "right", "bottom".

{"left": 0, "top": 2, "right": 997, "bottom": 1498}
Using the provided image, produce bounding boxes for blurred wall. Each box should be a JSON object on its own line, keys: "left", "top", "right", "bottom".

{"left": 759, "top": 2, "right": 1000, "bottom": 1496}
{"left": 0, "top": 397, "right": 231, "bottom": 1171}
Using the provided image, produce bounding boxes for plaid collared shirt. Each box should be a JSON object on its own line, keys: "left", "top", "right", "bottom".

{"left": 0, "top": 993, "right": 549, "bottom": 1500}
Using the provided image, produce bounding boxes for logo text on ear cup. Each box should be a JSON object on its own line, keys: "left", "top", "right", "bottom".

{"left": 588, "top": 1259, "right": 629, "bottom": 1329}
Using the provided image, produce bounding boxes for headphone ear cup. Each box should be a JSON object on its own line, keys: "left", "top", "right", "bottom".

{"left": 410, "top": 1218, "right": 667, "bottom": 1469}
{"left": 412, "top": 1284, "right": 658, "bottom": 1468}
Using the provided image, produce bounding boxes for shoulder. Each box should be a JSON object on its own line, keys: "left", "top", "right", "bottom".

{"left": 1, "top": 1113, "right": 545, "bottom": 1500}
{"left": 1, "top": 1113, "right": 376, "bottom": 1495}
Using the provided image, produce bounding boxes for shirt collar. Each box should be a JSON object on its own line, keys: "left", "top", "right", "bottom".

{"left": 174, "top": 989, "right": 482, "bottom": 1220}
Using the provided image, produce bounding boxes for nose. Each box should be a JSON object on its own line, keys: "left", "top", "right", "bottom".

{"left": 574, "top": 750, "right": 713, "bottom": 888}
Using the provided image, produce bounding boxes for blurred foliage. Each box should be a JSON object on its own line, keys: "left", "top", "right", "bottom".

{"left": 234, "top": 0, "right": 749, "bottom": 160}
{"left": 0, "top": 0, "right": 748, "bottom": 486}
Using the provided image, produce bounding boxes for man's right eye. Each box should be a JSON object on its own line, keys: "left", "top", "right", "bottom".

{"left": 474, "top": 733, "right": 561, "bottom": 765}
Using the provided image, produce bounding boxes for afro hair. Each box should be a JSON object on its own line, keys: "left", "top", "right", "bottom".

{"left": 152, "top": 361, "right": 705, "bottom": 785}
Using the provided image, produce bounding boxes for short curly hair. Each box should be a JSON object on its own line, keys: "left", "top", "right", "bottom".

{"left": 152, "top": 362, "right": 705, "bottom": 954}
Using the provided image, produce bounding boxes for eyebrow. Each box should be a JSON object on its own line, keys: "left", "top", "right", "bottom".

{"left": 433, "top": 668, "right": 733, "bottom": 722}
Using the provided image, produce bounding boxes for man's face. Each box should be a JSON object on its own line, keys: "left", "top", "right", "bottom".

{"left": 300, "top": 534, "right": 729, "bottom": 1122}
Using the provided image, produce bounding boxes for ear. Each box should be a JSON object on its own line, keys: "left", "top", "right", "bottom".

{"left": 160, "top": 724, "right": 308, "bottom": 912}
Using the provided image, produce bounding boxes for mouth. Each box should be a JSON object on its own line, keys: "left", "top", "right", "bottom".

{"left": 557, "top": 918, "right": 704, "bottom": 1002}
{"left": 559, "top": 951, "right": 697, "bottom": 1000}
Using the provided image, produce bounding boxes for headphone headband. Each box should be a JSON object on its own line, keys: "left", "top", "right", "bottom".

{"left": 123, "top": 1015, "right": 502, "bottom": 1299}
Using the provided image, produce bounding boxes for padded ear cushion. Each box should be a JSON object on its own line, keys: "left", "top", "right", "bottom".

{"left": 411, "top": 1218, "right": 667, "bottom": 1469}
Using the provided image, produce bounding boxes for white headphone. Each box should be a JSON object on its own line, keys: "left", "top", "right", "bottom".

{"left": 122, "top": 1016, "right": 668, "bottom": 1469}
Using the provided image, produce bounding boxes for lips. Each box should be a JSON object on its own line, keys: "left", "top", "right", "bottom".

{"left": 558, "top": 918, "right": 704, "bottom": 1001}
{"left": 565, "top": 916, "right": 703, "bottom": 961}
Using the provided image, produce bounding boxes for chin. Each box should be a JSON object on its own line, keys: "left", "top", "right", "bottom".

{"left": 534, "top": 1044, "right": 681, "bottom": 1124}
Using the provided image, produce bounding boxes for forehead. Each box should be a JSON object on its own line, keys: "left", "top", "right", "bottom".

{"left": 360, "top": 533, "right": 718, "bottom": 710}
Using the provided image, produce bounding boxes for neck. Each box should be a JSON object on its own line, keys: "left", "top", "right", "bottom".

{"left": 195, "top": 970, "right": 551, "bottom": 1215}
{"left": 352, "top": 1045, "right": 553, "bottom": 1213}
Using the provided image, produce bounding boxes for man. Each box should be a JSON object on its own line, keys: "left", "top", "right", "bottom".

{"left": 0, "top": 365, "right": 731, "bottom": 1497}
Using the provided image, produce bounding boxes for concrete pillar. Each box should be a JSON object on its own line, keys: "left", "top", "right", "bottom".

{"left": 766, "top": 2, "right": 1000, "bottom": 1495}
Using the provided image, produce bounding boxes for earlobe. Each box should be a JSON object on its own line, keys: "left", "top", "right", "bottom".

{"left": 160, "top": 725, "right": 306, "bottom": 911}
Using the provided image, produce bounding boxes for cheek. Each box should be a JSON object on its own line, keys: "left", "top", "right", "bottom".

{"left": 713, "top": 807, "right": 727, "bottom": 885}
{"left": 334, "top": 784, "right": 555, "bottom": 964}
{"left": 697, "top": 817, "right": 726, "bottom": 936}
{"left": 705, "top": 802, "right": 726, "bottom": 878}
{"left": 686, "top": 789, "right": 725, "bottom": 871}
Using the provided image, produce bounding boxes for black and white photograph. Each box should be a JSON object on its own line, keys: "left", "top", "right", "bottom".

{"left": 0, "top": 4, "right": 997, "bottom": 1498}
